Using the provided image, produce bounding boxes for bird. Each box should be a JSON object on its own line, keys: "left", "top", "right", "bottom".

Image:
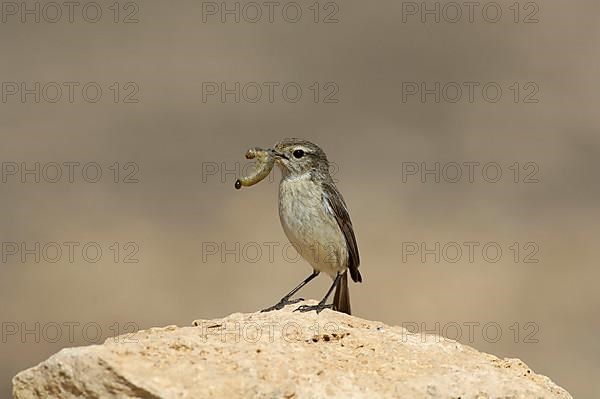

{"left": 261, "top": 138, "right": 362, "bottom": 315}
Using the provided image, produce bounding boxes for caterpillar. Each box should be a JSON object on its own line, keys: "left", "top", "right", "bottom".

{"left": 235, "top": 147, "right": 275, "bottom": 189}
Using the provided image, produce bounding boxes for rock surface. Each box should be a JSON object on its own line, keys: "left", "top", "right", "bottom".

{"left": 13, "top": 301, "right": 572, "bottom": 398}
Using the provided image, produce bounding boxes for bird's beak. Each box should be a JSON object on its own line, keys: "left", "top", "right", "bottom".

{"left": 270, "top": 149, "right": 289, "bottom": 160}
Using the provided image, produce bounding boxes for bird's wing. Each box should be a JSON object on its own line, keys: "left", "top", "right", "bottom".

{"left": 322, "top": 182, "right": 362, "bottom": 282}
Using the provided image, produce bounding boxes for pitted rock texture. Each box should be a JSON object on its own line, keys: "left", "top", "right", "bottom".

{"left": 13, "top": 301, "right": 572, "bottom": 398}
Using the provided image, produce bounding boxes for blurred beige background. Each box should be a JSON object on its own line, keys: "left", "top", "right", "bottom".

{"left": 1, "top": 0, "right": 598, "bottom": 397}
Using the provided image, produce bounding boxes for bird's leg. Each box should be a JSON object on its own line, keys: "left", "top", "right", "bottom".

{"left": 294, "top": 272, "right": 342, "bottom": 314}
{"left": 261, "top": 271, "right": 320, "bottom": 312}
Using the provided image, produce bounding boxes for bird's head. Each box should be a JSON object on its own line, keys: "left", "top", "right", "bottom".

{"left": 271, "top": 138, "right": 330, "bottom": 179}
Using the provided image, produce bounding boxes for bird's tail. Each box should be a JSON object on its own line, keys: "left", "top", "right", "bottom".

{"left": 333, "top": 272, "right": 351, "bottom": 315}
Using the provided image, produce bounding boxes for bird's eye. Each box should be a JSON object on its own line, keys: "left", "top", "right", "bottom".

{"left": 293, "top": 149, "right": 305, "bottom": 159}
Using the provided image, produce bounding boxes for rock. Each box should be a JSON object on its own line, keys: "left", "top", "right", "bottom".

{"left": 13, "top": 300, "right": 572, "bottom": 399}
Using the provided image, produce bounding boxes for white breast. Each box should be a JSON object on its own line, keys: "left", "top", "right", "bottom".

{"left": 278, "top": 174, "right": 348, "bottom": 277}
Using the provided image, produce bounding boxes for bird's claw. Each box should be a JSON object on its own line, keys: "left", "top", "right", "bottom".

{"left": 261, "top": 297, "right": 304, "bottom": 313}
{"left": 293, "top": 303, "right": 333, "bottom": 314}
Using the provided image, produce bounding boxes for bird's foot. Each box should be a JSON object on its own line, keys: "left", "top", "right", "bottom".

{"left": 261, "top": 297, "right": 304, "bottom": 313}
{"left": 294, "top": 302, "right": 333, "bottom": 314}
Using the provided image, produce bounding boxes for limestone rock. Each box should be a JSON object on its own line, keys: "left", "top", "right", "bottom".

{"left": 13, "top": 301, "right": 572, "bottom": 398}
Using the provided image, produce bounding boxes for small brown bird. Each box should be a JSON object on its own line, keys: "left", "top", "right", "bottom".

{"left": 261, "top": 138, "right": 362, "bottom": 315}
